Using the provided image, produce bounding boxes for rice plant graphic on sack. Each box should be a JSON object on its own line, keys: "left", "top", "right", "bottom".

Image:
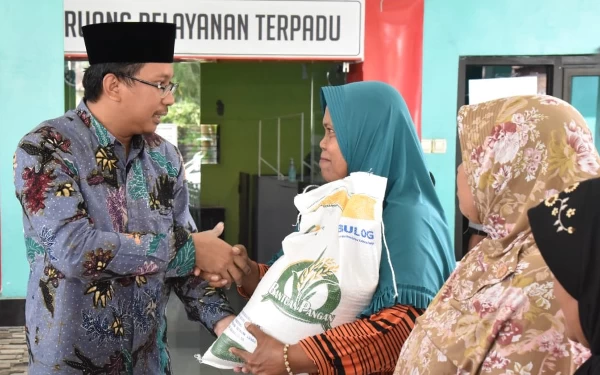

{"left": 196, "top": 172, "right": 393, "bottom": 370}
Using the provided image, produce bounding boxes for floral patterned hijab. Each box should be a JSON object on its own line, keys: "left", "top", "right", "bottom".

{"left": 394, "top": 95, "right": 600, "bottom": 374}
{"left": 455, "top": 95, "right": 600, "bottom": 296}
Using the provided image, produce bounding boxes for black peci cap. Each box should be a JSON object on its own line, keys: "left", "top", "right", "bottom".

{"left": 82, "top": 22, "right": 176, "bottom": 65}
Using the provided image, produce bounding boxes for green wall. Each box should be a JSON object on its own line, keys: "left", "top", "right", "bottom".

{"left": 422, "top": 0, "right": 600, "bottom": 239}
{"left": 200, "top": 62, "right": 329, "bottom": 245}
{"left": 0, "top": 0, "right": 64, "bottom": 298}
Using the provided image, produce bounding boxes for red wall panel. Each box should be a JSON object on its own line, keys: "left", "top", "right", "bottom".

{"left": 349, "top": 0, "right": 424, "bottom": 136}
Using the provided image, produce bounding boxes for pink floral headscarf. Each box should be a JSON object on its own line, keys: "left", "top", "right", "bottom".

{"left": 455, "top": 95, "right": 600, "bottom": 291}
{"left": 459, "top": 95, "right": 599, "bottom": 244}
{"left": 392, "top": 95, "right": 597, "bottom": 375}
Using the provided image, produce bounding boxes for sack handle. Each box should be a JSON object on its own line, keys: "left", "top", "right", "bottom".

{"left": 294, "top": 185, "right": 321, "bottom": 228}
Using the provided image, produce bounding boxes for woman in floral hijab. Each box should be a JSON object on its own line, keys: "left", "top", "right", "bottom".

{"left": 394, "top": 95, "right": 600, "bottom": 374}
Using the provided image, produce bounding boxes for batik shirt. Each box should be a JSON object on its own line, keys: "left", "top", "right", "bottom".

{"left": 13, "top": 101, "right": 234, "bottom": 374}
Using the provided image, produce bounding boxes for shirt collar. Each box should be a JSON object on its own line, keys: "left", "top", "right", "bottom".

{"left": 75, "top": 100, "right": 144, "bottom": 150}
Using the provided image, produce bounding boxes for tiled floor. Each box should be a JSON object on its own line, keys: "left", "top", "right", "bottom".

{"left": 0, "top": 288, "right": 246, "bottom": 375}
{"left": 0, "top": 327, "right": 27, "bottom": 375}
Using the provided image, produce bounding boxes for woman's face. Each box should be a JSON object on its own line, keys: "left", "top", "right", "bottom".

{"left": 457, "top": 163, "right": 480, "bottom": 223}
{"left": 553, "top": 277, "right": 590, "bottom": 348}
{"left": 319, "top": 108, "right": 348, "bottom": 182}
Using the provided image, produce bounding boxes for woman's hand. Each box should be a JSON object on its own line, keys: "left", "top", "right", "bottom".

{"left": 230, "top": 323, "right": 287, "bottom": 375}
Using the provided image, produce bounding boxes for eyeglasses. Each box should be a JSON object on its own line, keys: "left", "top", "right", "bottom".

{"left": 123, "top": 75, "right": 179, "bottom": 98}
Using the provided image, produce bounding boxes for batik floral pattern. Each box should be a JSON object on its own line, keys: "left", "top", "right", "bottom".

{"left": 106, "top": 186, "right": 128, "bottom": 232}
{"left": 20, "top": 167, "right": 56, "bottom": 214}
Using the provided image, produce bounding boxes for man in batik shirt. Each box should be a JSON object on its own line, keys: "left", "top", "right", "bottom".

{"left": 13, "top": 22, "right": 244, "bottom": 374}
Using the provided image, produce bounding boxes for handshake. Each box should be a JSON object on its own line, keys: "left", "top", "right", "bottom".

{"left": 190, "top": 222, "right": 257, "bottom": 289}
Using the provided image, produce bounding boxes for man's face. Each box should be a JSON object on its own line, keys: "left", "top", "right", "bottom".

{"left": 119, "top": 63, "right": 175, "bottom": 135}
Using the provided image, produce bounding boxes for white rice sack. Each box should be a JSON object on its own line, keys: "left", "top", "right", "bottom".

{"left": 197, "top": 172, "right": 387, "bottom": 370}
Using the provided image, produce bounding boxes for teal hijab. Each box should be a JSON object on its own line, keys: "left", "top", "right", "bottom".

{"left": 321, "top": 81, "right": 455, "bottom": 316}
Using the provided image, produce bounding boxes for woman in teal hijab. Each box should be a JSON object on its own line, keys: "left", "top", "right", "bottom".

{"left": 209, "top": 81, "right": 455, "bottom": 375}
{"left": 319, "top": 81, "right": 455, "bottom": 315}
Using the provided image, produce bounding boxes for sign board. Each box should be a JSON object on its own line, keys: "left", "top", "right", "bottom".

{"left": 468, "top": 76, "right": 539, "bottom": 105}
{"left": 64, "top": 0, "right": 365, "bottom": 61}
{"left": 155, "top": 123, "right": 178, "bottom": 147}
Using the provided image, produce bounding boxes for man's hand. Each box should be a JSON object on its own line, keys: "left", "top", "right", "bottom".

{"left": 214, "top": 315, "right": 236, "bottom": 337}
{"left": 197, "top": 245, "right": 255, "bottom": 289}
{"left": 191, "top": 223, "right": 249, "bottom": 287}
